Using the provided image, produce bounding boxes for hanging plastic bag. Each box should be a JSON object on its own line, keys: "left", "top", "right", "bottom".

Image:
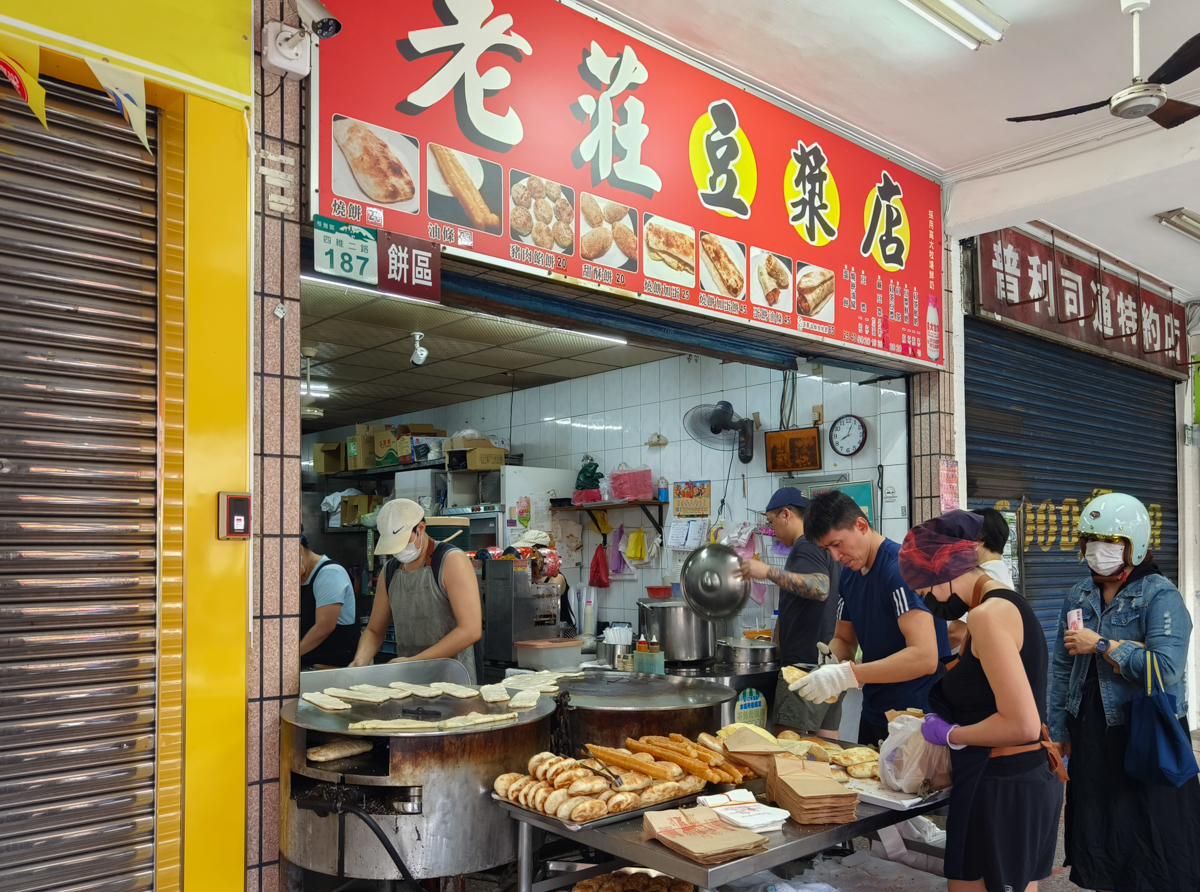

{"left": 610, "top": 525, "right": 628, "bottom": 574}
{"left": 642, "top": 532, "right": 661, "bottom": 563}
{"left": 610, "top": 463, "right": 655, "bottom": 501}
{"left": 879, "top": 714, "right": 953, "bottom": 794}
{"left": 589, "top": 543, "right": 610, "bottom": 587}
{"left": 626, "top": 527, "right": 646, "bottom": 561}
{"left": 576, "top": 456, "right": 604, "bottom": 490}
{"left": 731, "top": 538, "right": 767, "bottom": 605}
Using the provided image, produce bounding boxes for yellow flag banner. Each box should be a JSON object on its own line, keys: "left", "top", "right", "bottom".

{"left": 0, "top": 33, "right": 46, "bottom": 128}
{"left": 86, "top": 57, "right": 151, "bottom": 155}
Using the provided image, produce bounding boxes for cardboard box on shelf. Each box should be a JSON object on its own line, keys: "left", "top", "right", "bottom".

{"left": 446, "top": 446, "right": 507, "bottom": 471}
{"left": 340, "top": 494, "right": 386, "bottom": 527}
{"left": 406, "top": 423, "right": 446, "bottom": 436}
{"left": 356, "top": 423, "right": 389, "bottom": 435}
{"left": 445, "top": 435, "right": 509, "bottom": 452}
{"left": 347, "top": 433, "right": 377, "bottom": 470}
{"left": 312, "top": 442, "right": 345, "bottom": 474}
{"left": 374, "top": 428, "right": 413, "bottom": 466}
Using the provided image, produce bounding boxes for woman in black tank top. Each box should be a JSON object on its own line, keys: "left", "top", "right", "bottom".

{"left": 899, "top": 511, "right": 1065, "bottom": 892}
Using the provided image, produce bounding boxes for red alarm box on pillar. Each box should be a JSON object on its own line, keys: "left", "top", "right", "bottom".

{"left": 218, "top": 492, "right": 252, "bottom": 540}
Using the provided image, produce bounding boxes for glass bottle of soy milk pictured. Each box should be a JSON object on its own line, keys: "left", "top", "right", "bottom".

{"left": 925, "top": 293, "right": 941, "bottom": 362}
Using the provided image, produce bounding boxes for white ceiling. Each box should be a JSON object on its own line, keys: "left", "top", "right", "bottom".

{"left": 577, "top": 0, "right": 1200, "bottom": 293}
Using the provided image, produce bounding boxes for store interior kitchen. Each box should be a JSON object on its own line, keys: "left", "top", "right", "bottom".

{"left": 298, "top": 273, "right": 911, "bottom": 731}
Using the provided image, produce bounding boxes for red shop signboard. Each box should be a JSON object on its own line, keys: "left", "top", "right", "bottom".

{"left": 977, "top": 228, "right": 1185, "bottom": 377}
{"left": 315, "top": 0, "right": 945, "bottom": 368}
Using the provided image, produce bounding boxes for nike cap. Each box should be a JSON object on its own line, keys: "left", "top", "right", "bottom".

{"left": 374, "top": 498, "right": 425, "bottom": 555}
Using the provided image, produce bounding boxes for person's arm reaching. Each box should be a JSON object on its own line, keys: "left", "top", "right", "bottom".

{"left": 299, "top": 604, "right": 341, "bottom": 656}
{"left": 852, "top": 608, "right": 940, "bottom": 685}
{"left": 349, "top": 566, "right": 392, "bottom": 667}
{"left": 394, "top": 551, "right": 482, "bottom": 662}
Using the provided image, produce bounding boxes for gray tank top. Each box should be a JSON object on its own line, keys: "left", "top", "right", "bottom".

{"left": 385, "top": 541, "right": 477, "bottom": 682}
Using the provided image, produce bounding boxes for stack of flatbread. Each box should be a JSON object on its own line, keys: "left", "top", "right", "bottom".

{"left": 830, "top": 746, "right": 880, "bottom": 780}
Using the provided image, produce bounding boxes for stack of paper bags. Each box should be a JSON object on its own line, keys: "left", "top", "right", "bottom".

{"left": 768, "top": 755, "right": 858, "bottom": 825}
{"left": 643, "top": 806, "right": 769, "bottom": 863}
{"left": 722, "top": 727, "right": 794, "bottom": 777}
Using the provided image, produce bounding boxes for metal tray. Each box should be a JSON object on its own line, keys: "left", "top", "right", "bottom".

{"left": 493, "top": 790, "right": 702, "bottom": 832}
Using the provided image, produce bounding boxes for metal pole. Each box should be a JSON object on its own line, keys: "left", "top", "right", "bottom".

{"left": 517, "top": 821, "right": 534, "bottom": 892}
{"left": 1133, "top": 10, "right": 1141, "bottom": 79}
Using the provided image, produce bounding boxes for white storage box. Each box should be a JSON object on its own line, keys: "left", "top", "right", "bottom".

{"left": 514, "top": 638, "right": 583, "bottom": 671}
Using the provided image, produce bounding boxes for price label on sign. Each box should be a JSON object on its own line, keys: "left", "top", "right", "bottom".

{"left": 314, "top": 214, "right": 378, "bottom": 285}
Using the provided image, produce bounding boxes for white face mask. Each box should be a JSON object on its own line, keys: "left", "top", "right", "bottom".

{"left": 1085, "top": 540, "right": 1125, "bottom": 576}
{"left": 395, "top": 537, "right": 421, "bottom": 563}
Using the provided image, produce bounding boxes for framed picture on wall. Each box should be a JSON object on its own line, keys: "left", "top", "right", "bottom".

{"left": 765, "top": 427, "right": 821, "bottom": 474}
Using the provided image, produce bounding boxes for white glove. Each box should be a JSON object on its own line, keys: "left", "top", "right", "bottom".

{"left": 816, "top": 641, "right": 839, "bottom": 665}
{"left": 789, "top": 661, "right": 859, "bottom": 702}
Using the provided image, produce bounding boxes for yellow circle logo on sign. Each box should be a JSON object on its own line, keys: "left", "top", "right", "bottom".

{"left": 782, "top": 141, "right": 840, "bottom": 247}
{"left": 689, "top": 100, "right": 757, "bottom": 219}
{"left": 860, "top": 173, "right": 909, "bottom": 272}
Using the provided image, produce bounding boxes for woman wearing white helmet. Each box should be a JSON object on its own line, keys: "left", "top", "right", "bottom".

{"left": 1049, "top": 492, "right": 1200, "bottom": 891}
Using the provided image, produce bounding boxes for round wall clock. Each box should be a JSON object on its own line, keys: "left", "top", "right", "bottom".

{"left": 829, "top": 414, "right": 867, "bottom": 457}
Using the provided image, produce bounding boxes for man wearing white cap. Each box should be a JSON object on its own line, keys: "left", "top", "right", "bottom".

{"left": 349, "top": 499, "right": 482, "bottom": 681}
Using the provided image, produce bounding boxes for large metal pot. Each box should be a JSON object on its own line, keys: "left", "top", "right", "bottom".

{"left": 716, "top": 637, "right": 779, "bottom": 666}
{"left": 559, "top": 672, "right": 734, "bottom": 748}
{"left": 637, "top": 598, "right": 715, "bottom": 662}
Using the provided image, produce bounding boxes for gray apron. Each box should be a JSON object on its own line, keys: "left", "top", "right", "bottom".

{"left": 386, "top": 541, "right": 477, "bottom": 682}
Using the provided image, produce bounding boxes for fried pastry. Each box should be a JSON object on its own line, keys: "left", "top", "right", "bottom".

{"left": 611, "top": 222, "right": 637, "bottom": 259}
{"left": 581, "top": 193, "right": 603, "bottom": 228}
{"left": 581, "top": 226, "right": 613, "bottom": 260}
{"left": 552, "top": 220, "right": 574, "bottom": 249}
{"left": 532, "top": 222, "right": 554, "bottom": 250}
{"left": 510, "top": 206, "right": 533, "bottom": 237}
{"left": 332, "top": 118, "right": 414, "bottom": 204}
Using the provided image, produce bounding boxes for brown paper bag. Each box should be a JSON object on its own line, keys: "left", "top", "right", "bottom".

{"left": 768, "top": 755, "right": 858, "bottom": 825}
{"left": 643, "top": 806, "right": 769, "bottom": 864}
{"left": 723, "top": 728, "right": 793, "bottom": 778}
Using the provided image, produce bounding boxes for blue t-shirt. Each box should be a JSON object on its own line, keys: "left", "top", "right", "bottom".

{"left": 307, "top": 558, "right": 357, "bottom": 626}
{"left": 837, "top": 538, "right": 950, "bottom": 726}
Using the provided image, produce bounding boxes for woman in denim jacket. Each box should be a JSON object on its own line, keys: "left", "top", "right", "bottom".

{"left": 1049, "top": 493, "right": 1200, "bottom": 892}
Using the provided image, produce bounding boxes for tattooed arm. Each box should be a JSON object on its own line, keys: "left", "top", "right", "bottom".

{"left": 766, "top": 567, "right": 830, "bottom": 601}
{"left": 737, "top": 558, "right": 829, "bottom": 601}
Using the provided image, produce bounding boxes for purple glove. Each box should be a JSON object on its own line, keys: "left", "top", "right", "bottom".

{"left": 921, "top": 714, "right": 960, "bottom": 747}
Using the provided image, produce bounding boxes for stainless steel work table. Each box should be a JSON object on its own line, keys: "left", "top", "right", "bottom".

{"left": 499, "top": 784, "right": 947, "bottom": 892}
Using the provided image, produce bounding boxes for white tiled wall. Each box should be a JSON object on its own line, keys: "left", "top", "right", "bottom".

{"left": 302, "top": 355, "right": 910, "bottom": 633}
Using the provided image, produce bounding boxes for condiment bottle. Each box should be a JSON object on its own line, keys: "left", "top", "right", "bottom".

{"left": 636, "top": 634, "right": 649, "bottom": 653}
{"left": 648, "top": 635, "right": 660, "bottom": 654}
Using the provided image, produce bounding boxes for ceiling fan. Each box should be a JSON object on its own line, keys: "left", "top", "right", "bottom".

{"left": 1008, "top": 0, "right": 1200, "bottom": 130}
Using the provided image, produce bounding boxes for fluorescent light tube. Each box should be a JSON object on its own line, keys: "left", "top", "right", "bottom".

{"left": 894, "top": 0, "right": 980, "bottom": 49}
{"left": 1157, "top": 208, "right": 1200, "bottom": 244}
{"left": 942, "top": 0, "right": 1008, "bottom": 42}
{"left": 566, "top": 329, "right": 627, "bottom": 345}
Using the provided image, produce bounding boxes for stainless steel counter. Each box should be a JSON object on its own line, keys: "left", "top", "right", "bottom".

{"left": 499, "top": 781, "right": 946, "bottom": 892}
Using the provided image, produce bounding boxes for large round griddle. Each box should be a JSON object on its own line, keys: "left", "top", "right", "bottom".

{"left": 282, "top": 688, "right": 555, "bottom": 737}
{"left": 559, "top": 671, "right": 734, "bottom": 710}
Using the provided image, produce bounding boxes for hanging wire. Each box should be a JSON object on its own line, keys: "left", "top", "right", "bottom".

{"left": 779, "top": 370, "right": 796, "bottom": 429}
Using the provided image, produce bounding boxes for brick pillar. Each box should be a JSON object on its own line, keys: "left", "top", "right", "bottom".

{"left": 909, "top": 243, "right": 956, "bottom": 524}
{"left": 248, "top": 1, "right": 305, "bottom": 889}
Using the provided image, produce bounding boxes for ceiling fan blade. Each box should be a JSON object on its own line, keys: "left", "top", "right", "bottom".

{"left": 1147, "top": 32, "right": 1200, "bottom": 86}
{"left": 1148, "top": 98, "right": 1200, "bottom": 129}
{"left": 1006, "top": 99, "right": 1110, "bottom": 123}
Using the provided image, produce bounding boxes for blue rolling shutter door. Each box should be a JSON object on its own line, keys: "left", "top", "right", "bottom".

{"left": 964, "top": 317, "right": 1179, "bottom": 647}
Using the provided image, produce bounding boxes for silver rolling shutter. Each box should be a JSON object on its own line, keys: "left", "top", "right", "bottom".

{"left": 965, "top": 317, "right": 1179, "bottom": 647}
{"left": 0, "top": 79, "right": 158, "bottom": 891}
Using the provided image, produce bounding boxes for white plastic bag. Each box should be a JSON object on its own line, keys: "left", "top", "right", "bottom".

{"left": 871, "top": 817, "right": 945, "bottom": 875}
{"left": 878, "top": 714, "right": 952, "bottom": 794}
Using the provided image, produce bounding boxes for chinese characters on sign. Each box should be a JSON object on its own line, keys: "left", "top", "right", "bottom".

{"left": 575, "top": 42, "right": 661, "bottom": 196}
{"left": 400, "top": 0, "right": 531, "bottom": 151}
{"left": 861, "top": 172, "right": 907, "bottom": 271}
{"left": 788, "top": 141, "right": 837, "bottom": 244}
{"left": 377, "top": 230, "right": 442, "bottom": 302}
{"left": 319, "top": 0, "right": 945, "bottom": 369}
{"left": 314, "top": 215, "right": 378, "bottom": 285}
{"left": 697, "top": 100, "right": 750, "bottom": 218}
{"left": 978, "top": 228, "right": 1184, "bottom": 376}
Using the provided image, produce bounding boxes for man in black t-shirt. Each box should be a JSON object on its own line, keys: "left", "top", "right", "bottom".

{"left": 737, "top": 487, "right": 842, "bottom": 738}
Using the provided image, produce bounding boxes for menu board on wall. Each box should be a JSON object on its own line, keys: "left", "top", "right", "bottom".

{"left": 977, "top": 228, "right": 1186, "bottom": 378}
{"left": 315, "top": 0, "right": 945, "bottom": 369}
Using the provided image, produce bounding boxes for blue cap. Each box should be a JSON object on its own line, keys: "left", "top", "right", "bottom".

{"left": 764, "top": 487, "right": 809, "bottom": 513}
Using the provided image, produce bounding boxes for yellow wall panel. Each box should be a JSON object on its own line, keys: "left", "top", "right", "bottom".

{"left": 182, "top": 95, "right": 251, "bottom": 888}
{"left": 0, "top": 1, "right": 251, "bottom": 106}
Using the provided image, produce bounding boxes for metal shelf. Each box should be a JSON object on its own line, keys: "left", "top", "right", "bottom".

{"left": 328, "top": 459, "right": 444, "bottom": 479}
{"left": 550, "top": 500, "right": 666, "bottom": 546}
